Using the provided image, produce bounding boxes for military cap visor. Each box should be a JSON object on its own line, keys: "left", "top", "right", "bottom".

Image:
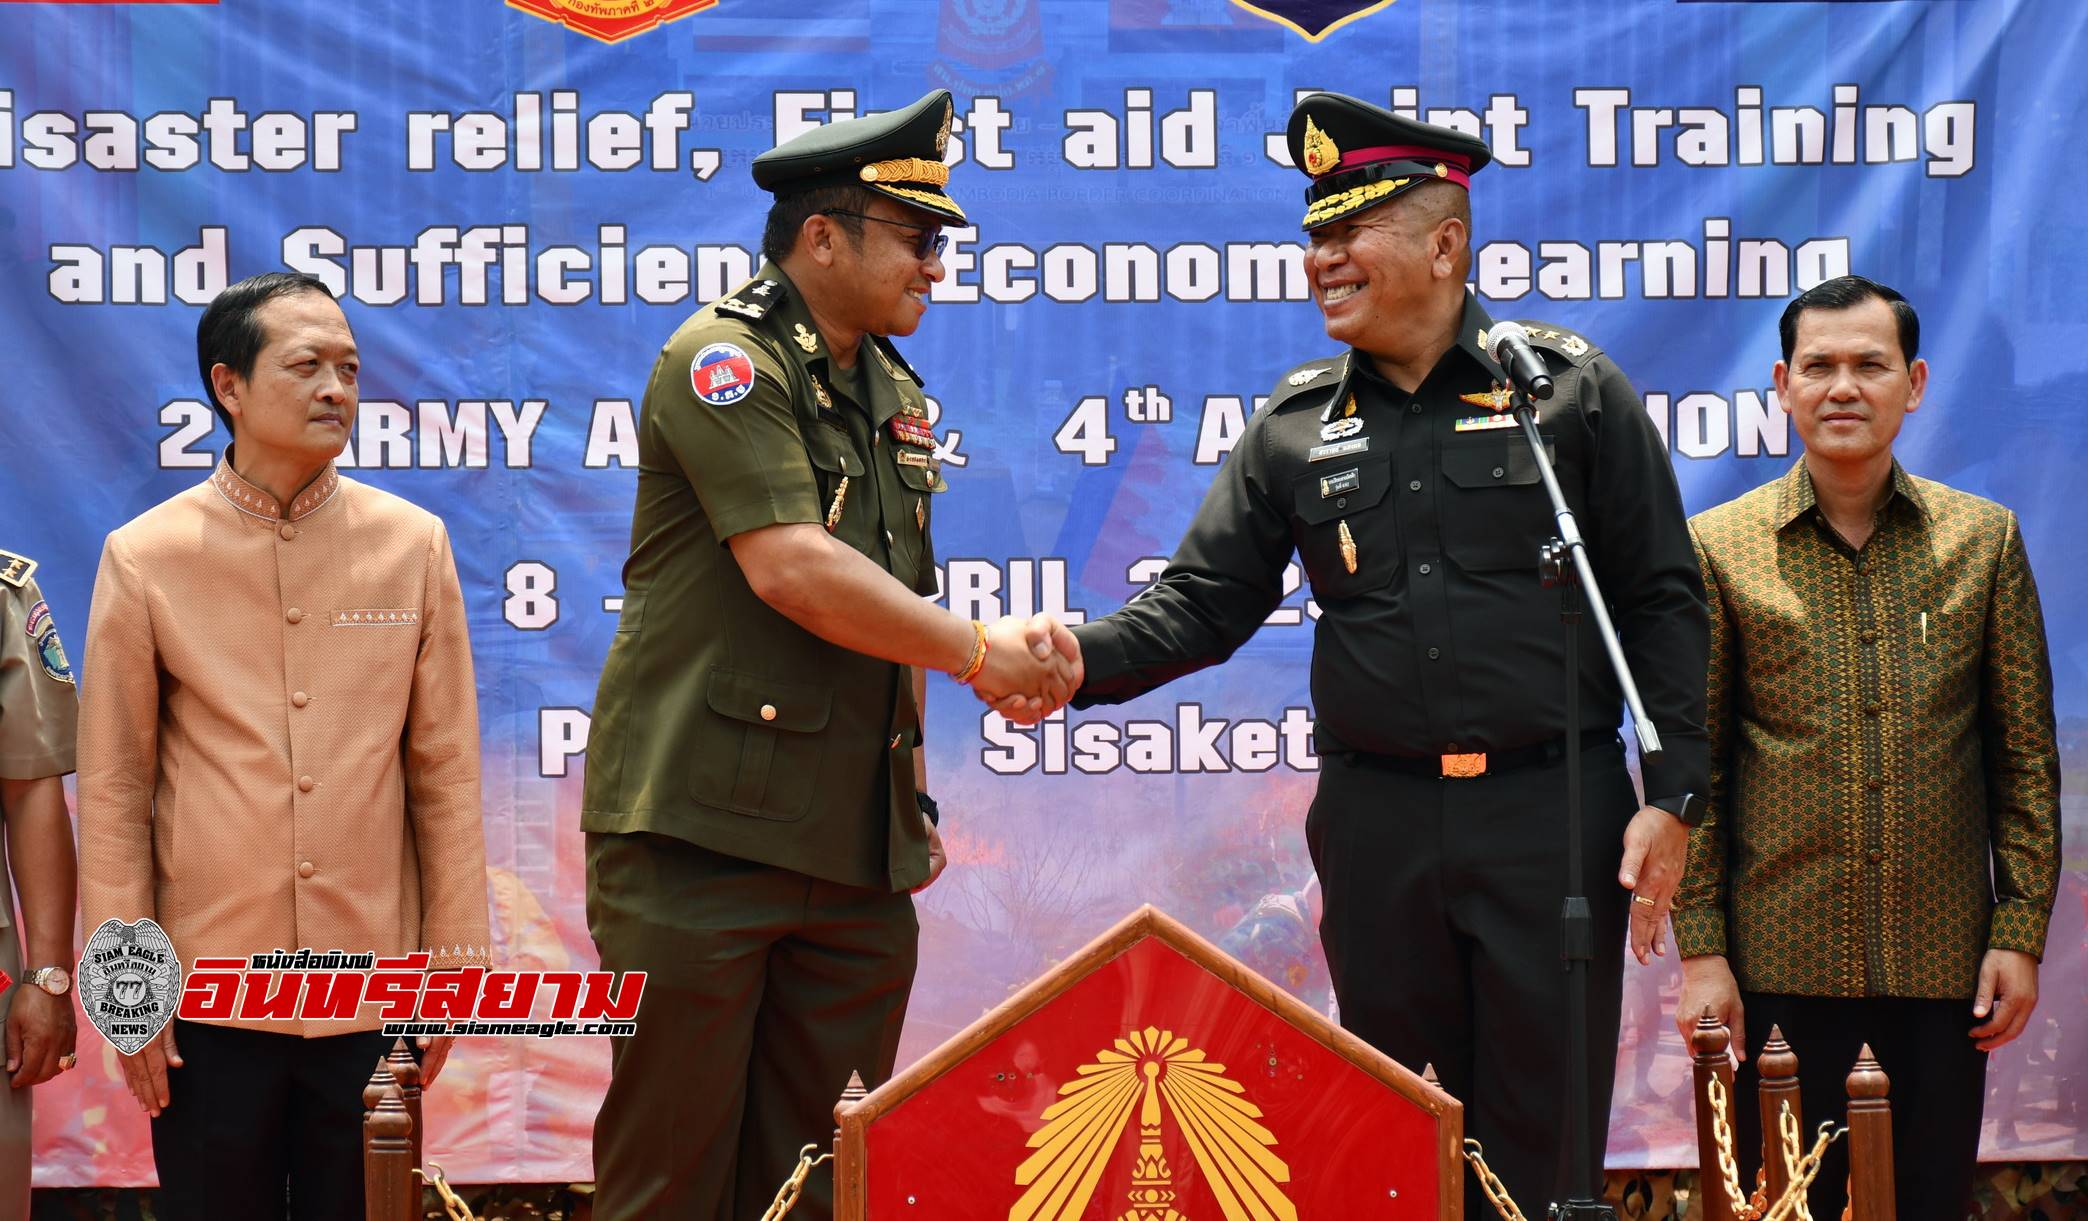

{"left": 752, "top": 89, "right": 966, "bottom": 225}
{"left": 1287, "top": 93, "right": 1493, "bottom": 230}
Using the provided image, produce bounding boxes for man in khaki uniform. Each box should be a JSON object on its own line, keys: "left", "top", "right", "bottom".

{"left": 0, "top": 548, "right": 82, "bottom": 1215}
{"left": 583, "top": 90, "right": 1078, "bottom": 1220}
{"left": 77, "top": 273, "right": 491, "bottom": 1221}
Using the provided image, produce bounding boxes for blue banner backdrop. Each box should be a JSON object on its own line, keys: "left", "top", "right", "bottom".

{"left": 2, "top": 0, "right": 2081, "bottom": 1187}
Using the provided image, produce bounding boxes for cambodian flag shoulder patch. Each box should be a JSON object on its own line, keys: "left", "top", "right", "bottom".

{"left": 691, "top": 342, "right": 756, "bottom": 405}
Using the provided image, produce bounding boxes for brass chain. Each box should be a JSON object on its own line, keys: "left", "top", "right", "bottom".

{"left": 760, "top": 1144, "right": 835, "bottom": 1221}
{"left": 1760, "top": 1105, "right": 1843, "bottom": 1221}
{"left": 1705, "top": 1073, "right": 1755, "bottom": 1217}
{"left": 1461, "top": 1139, "right": 1529, "bottom": 1221}
{"left": 414, "top": 1163, "right": 479, "bottom": 1221}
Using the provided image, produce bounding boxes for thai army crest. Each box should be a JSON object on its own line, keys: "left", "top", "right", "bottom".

{"left": 79, "top": 918, "right": 183, "bottom": 1055}
{"left": 506, "top": 0, "right": 718, "bottom": 44}
{"left": 1012, "top": 1026, "right": 1295, "bottom": 1221}
{"left": 1229, "top": 0, "right": 1396, "bottom": 41}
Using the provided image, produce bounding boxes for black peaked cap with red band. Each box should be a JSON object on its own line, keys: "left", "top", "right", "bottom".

{"left": 1286, "top": 92, "right": 1493, "bottom": 230}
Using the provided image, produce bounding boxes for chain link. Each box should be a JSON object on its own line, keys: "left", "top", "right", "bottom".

{"left": 1461, "top": 1139, "right": 1529, "bottom": 1221}
{"left": 1760, "top": 1104, "right": 1843, "bottom": 1221}
{"left": 414, "top": 1163, "right": 478, "bottom": 1221}
{"left": 1705, "top": 1073, "right": 1754, "bottom": 1216}
{"left": 759, "top": 1144, "right": 835, "bottom": 1221}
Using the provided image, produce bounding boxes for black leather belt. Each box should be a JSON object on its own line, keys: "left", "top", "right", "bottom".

{"left": 1344, "top": 730, "right": 1621, "bottom": 780}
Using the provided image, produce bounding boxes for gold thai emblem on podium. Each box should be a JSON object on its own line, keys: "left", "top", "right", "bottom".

{"left": 1012, "top": 1026, "right": 1296, "bottom": 1221}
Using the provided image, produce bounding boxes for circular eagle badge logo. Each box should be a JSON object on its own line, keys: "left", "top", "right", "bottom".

{"left": 79, "top": 918, "right": 183, "bottom": 1055}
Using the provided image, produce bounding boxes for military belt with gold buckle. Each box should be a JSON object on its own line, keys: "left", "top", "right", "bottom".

{"left": 1349, "top": 731, "right": 1619, "bottom": 781}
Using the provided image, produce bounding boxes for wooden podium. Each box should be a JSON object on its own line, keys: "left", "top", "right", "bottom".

{"left": 832, "top": 905, "right": 1464, "bottom": 1219}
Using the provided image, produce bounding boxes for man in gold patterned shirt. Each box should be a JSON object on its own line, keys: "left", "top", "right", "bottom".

{"left": 1674, "top": 276, "right": 2059, "bottom": 1221}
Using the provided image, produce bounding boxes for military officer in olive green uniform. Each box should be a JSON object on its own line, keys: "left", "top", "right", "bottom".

{"left": 582, "top": 91, "right": 1079, "bottom": 1221}
{"left": 0, "top": 547, "right": 84, "bottom": 1214}
{"left": 1066, "top": 95, "right": 1709, "bottom": 1215}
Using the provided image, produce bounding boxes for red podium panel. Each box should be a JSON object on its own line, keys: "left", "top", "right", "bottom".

{"left": 836, "top": 906, "right": 1461, "bottom": 1220}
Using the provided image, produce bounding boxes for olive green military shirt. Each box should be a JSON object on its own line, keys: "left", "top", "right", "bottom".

{"left": 581, "top": 267, "right": 947, "bottom": 893}
{"left": 0, "top": 550, "right": 76, "bottom": 785}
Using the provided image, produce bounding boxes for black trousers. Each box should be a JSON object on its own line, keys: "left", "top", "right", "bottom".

{"left": 1307, "top": 742, "right": 1637, "bottom": 1218}
{"left": 585, "top": 832, "right": 918, "bottom": 1221}
{"left": 148, "top": 1020, "right": 403, "bottom": 1221}
{"left": 1734, "top": 993, "right": 1988, "bottom": 1221}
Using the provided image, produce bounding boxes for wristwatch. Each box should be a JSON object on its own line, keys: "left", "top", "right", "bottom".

{"left": 23, "top": 967, "right": 70, "bottom": 996}
{"left": 1651, "top": 793, "right": 1705, "bottom": 828}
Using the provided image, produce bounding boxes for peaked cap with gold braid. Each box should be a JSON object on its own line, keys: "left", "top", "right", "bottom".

{"left": 752, "top": 89, "right": 966, "bottom": 224}
{"left": 1286, "top": 92, "right": 1493, "bottom": 230}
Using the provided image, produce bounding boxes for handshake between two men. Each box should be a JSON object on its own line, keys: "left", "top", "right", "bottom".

{"left": 961, "top": 613, "right": 1085, "bottom": 726}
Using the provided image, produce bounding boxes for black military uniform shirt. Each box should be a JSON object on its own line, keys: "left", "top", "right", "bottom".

{"left": 1073, "top": 293, "right": 1708, "bottom": 802}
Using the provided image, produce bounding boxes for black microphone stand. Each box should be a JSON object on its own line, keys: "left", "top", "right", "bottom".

{"left": 1511, "top": 387, "right": 1664, "bottom": 1221}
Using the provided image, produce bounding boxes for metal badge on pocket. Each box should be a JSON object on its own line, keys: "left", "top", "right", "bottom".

{"left": 1319, "top": 468, "right": 1361, "bottom": 498}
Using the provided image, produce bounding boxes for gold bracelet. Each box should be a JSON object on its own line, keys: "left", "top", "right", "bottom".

{"left": 953, "top": 619, "right": 988, "bottom": 684}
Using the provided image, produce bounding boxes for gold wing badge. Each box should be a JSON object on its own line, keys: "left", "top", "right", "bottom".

{"left": 1011, "top": 1027, "right": 1295, "bottom": 1221}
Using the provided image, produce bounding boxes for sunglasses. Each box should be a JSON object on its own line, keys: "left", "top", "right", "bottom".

{"left": 822, "top": 210, "right": 949, "bottom": 260}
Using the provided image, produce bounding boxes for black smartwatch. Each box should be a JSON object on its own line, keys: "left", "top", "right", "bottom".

{"left": 1651, "top": 793, "right": 1705, "bottom": 828}
{"left": 915, "top": 791, "right": 940, "bottom": 827}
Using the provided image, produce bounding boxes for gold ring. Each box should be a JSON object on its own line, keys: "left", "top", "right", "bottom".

{"left": 1632, "top": 894, "right": 1658, "bottom": 908}
{"left": 57, "top": 1053, "right": 77, "bottom": 1071}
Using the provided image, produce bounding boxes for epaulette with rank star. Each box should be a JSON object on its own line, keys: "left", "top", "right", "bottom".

{"left": 1262, "top": 354, "right": 1349, "bottom": 415}
{"left": 0, "top": 548, "right": 34, "bottom": 589}
{"left": 711, "top": 276, "right": 785, "bottom": 322}
{"left": 1509, "top": 321, "right": 1601, "bottom": 368}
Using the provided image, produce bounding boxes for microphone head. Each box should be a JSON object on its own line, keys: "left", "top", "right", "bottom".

{"left": 1486, "top": 319, "right": 1529, "bottom": 363}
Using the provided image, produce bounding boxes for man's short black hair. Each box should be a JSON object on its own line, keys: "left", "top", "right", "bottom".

{"left": 1778, "top": 275, "right": 1920, "bottom": 364}
{"left": 195, "top": 271, "right": 337, "bottom": 433}
{"left": 758, "top": 184, "right": 880, "bottom": 266}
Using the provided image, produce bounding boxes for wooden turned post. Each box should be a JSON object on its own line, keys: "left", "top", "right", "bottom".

{"left": 832, "top": 1071, "right": 869, "bottom": 1221}
{"left": 1755, "top": 1024, "right": 1801, "bottom": 1204}
{"left": 387, "top": 1037, "right": 425, "bottom": 1171}
{"left": 363, "top": 1079, "right": 415, "bottom": 1221}
{"left": 1844, "top": 1044, "right": 1895, "bottom": 1221}
{"left": 1689, "top": 1009, "right": 1738, "bottom": 1221}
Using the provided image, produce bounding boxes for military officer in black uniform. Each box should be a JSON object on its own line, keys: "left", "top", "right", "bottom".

{"left": 582, "top": 91, "right": 1078, "bottom": 1221}
{"left": 1067, "top": 94, "right": 1709, "bottom": 1213}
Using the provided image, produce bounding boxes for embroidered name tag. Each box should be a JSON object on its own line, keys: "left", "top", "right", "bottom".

{"left": 1319, "top": 468, "right": 1361, "bottom": 498}
{"left": 333, "top": 609, "right": 421, "bottom": 627}
{"left": 1308, "top": 437, "right": 1370, "bottom": 463}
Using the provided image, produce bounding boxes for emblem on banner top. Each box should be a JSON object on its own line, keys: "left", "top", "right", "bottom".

{"left": 1231, "top": 0, "right": 1396, "bottom": 43}
{"left": 79, "top": 918, "right": 183, "bottom": 1056}
{"left": 1012, "top": 1026, "right": 1294, "bottom": 1221}
{"left": 506, "top": 0, "right": 720, "bottom": 45}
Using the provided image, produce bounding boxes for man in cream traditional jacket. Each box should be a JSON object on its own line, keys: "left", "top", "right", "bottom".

{"left": 78, "top": 272, "right": 491, "bottom": 1221}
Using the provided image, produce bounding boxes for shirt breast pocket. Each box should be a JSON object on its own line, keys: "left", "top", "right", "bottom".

{"left": 325, "top": 606, "right": 421, "bottom": 706}
{"left": 1291, "top": 457, "right": 1396, "bottom": 601}
{"left": 805, "top": 419, "right": 866, "bottom": 532}
{"left": 691, "top": 667, "right": 832, "bottom": 821}
{"left": 1439, "top": 436, "right": 1555, "bottom": 573}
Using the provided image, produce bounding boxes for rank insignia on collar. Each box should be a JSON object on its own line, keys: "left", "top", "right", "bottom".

{"left": 1287, "top": 364, "right": 1333, "bottom": 387}
{"left": 1320, "top": 416, "right": 1364, "bottom": 442}
{"left": 1458, "top": 382, "right": 1516, "bottom": 413}
{"left": 751, "top": 281, "right": 776, "bottom": 296}
{"left": 792, "top": 323, "right": 819, "bottom": 354}
{"left": 812, "top": 378, "right": 833, "bottom": 410}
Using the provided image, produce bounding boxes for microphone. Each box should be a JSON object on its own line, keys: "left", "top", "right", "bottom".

{"left": 1486, "top": 320, "right": 1555, "bottom": 402}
